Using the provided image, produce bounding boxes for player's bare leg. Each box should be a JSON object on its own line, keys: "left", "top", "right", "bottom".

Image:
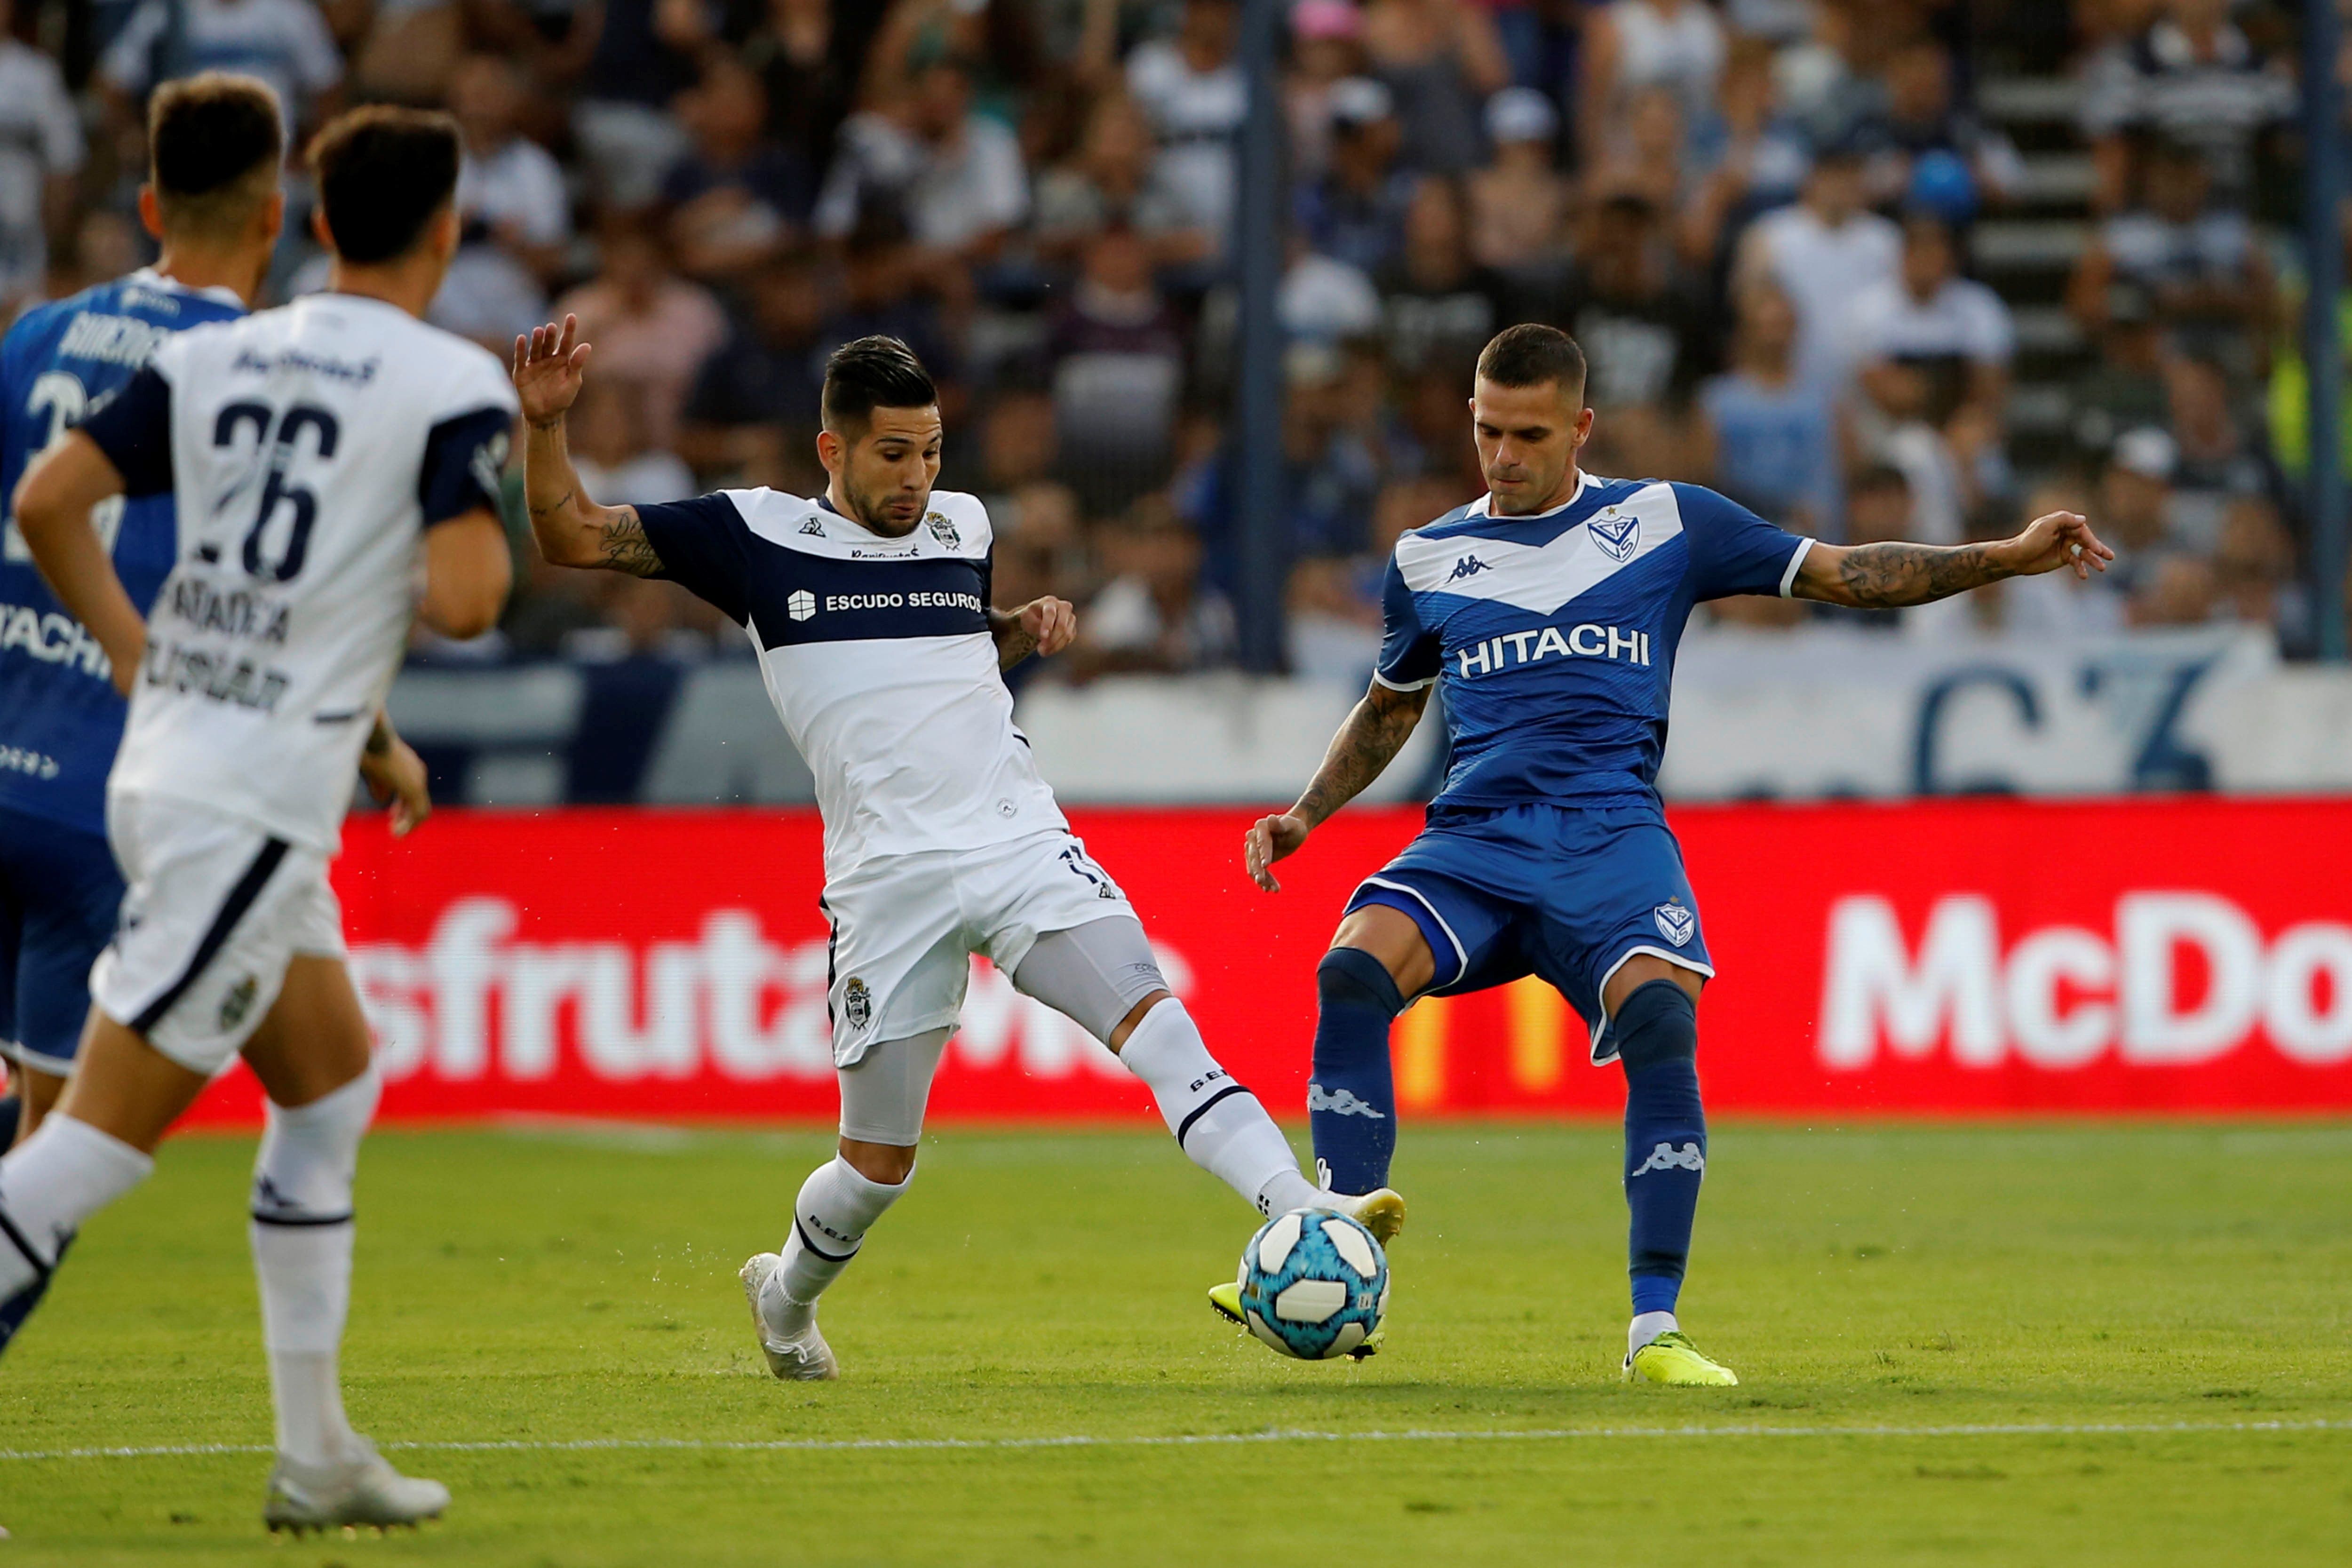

{"left": 10, "top": 1064, "right": 64, "bottom": 1147}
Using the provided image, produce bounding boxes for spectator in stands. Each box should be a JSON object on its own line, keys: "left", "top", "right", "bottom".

{"left": 2070, "top": 280, "right": 2174, "bottom": 467}
{"left": 572, "top": 0, "right": 703, "bottom": 208}
{"left": 661, "top": 56, "right": 814, "bottom": 282}
{"left": 2212, "top": 495, "right": 2304, "bottom": 645}
{"left": 988, "top": 479, "right": 1090, "bottom": 656}
{"left": 1580, "top": 84, "right": 1692, "bottom": 223}
{"left": 1559, "top": 190, "right": 1712, "bottom": 415}
{"left": 1738, "top": 137, "right": 1901, "bottom": 389}
{"left": 1046, "top": 224, "right": 1186, "bottom": 514}
{"left": 1285, "top": 0, "right": 1367, "bottom": 183}
{"left": 1030, "top": 90, "right": 1211, "bottom": 271}
{"left": 1071, "top": 493, "right": 1237, "bottom": 677}
{"left": 1359, "top": 0, "right": 1508, "bottom": 175}
{"left": 2066, "top": 135, "right": 2274, "bottom": 363}
{"left": 1285, "top": 474, "right": 1458, "bottom": 682}
{"left": 1851, "top": 38, "right": 2023, "bottom": 213}
{"left": 817, "top": 209, "right": 964, "bottom": 422}
{"left": 1465, "top": 87, "right": 1569, "bottom": 285}
{"left": 1277, "top": 340, "right": 1384, "bottom": 559}
{"left": 453, "top": 54, "right": 571, "bottom": 286}
{"left": 568, "top": 375, "right": 696, "bottom": 509}
{"left": 678, "top": 250, "right": 833, "bottom": 485}
{"left": 1680, "top": 35, "right": 1808, "bottom": 270}
{"left": 975, "top": 382, "right": 1058, "bottom": 494}
{"left": 2098, "top": 425, "right": 2185, "bottom": 584}
{"left": 2162, "top": 350, "right": 2274, "bottom": 551}
{"left": 1851, "top": 213, "right": 2015, "bottom": 428}
{"left": 1296, "top": 76, "right": 1417, "bottom": 277}
{"left": 2079, "top": 0, "right": 2293, "bottom": 214}
{"left": 1576, "top": 0, "right": 1724, "bottom": 167}
{"left": 554, "top": 223, "right": 730, "bottom": 453}
{"left": 1377, "top": 176, "right": 1507, "bottom": 376}
{"left": 1278, "top": 231, "right": 1383, "bottom": 343}
{"left": 1122, "top": 0, "right": 1247, "bottom": 246}
{"left": 813, "top": 56, "right": 1028, "bottom": 286}
{"left": 741, "top": 0, "right": 868, "bottom": 185}
{"left": 2129, "top": 554, "right": 2221, "bottom": 628}
{"left": 102, "top": 0, "right": 344, "bottom": 146}
{"left": 0, "top": 1, "right": 82, "bottom": 316}
{"left": 1696, "top": 278, "right": 1840, "bottom": 539}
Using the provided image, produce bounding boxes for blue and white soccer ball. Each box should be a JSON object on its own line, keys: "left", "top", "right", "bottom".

{"left": 1234, "top": 1207, "right": 1389, "bottom": 1360}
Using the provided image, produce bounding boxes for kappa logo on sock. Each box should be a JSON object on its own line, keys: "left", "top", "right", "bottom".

{"left": 1307, "top": 1083, "right": 1388, "bottom": 1120}
{"left": 1629, "top": 1141, "right": 1705, "bottom": 1178}
{"left": 1653, "top": 901, "right": 1697, "bottom": 947}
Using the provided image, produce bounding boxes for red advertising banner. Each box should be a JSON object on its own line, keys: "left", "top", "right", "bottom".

{"left": 182, "top": 799, "right": 2352, "bottom": 1126}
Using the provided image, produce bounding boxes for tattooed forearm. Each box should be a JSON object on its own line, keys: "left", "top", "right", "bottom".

{"left": 596, "top": 507, "right": 661, "bottom": 576}
{"left": 1828, "top": 542, "right": 2009, "bottom": 609}
{"left": 1295, "top": 685, "right": 1429, "bottom": 828}
{"left": 528, "top": 488, "right": 574, "bottom": 518}
{"left": 986, "top": 608, "right": 1037, "bottom": 671}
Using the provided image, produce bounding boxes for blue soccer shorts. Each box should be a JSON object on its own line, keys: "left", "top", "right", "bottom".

{"left": 1343, "top": 800, "right": 1714, "bottom": 1065}
{"left": 0, "top": 804, "right": 124, "bottom": 1076}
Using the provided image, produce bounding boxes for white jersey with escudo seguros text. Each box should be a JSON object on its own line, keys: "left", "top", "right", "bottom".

{"left": 631, "top": 486, "right": 1066, "bottom": 884}
{"left": 77, "top": 293, "right": 517, "bottom": 854}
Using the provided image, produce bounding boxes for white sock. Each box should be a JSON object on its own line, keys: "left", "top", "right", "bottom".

{"left": 0, "top": 1114, "right": 153, "bottom": 1295}
{"left": 767, "top": 1157, "right": 911, "bottom": 1336}
{"left": 250, "top": 1067, "right": 375, "bottom": 1466}
{"left": 1629, "top": 1310, "right": 1679, "bottom": 1356}
{"left": 1118, "top": 1001, "right": 1311, "bottom": 1216}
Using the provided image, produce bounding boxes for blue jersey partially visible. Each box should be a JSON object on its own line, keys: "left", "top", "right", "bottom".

{"left": 1375, "top": 472, "right": 1811, "bottom": 813}
{"left": 0, "top": 270, "right": 245, "bottom": 835}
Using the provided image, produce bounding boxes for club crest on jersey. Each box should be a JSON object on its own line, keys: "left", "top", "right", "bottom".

{"left": 1446, "top": 555, "right": 1492, "bottom": 583}
{"left": 926, "top": 511, "right": 961, "bottom": 549}
{"left": 842, "top": 977, "right": 872, "bottom": 1029}
{"left": 1653, "top": 901, "right": 1697, "bottom": 948}
{"left": 218, "top": 974, "right": 260, "bottom": 1031}
{"left": 1591, "top": 509, "right": 1640, "bottom": 563}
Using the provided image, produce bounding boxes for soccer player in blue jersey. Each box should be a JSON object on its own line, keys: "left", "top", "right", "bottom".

{"left": 0, "top": 74, "right": 283, "bottom": 1145}
{"left": 1224, "top": 324, "right": 2113, "bottom": 1384}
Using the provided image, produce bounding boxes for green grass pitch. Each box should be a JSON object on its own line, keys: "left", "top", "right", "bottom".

{"left": 1, "top": 1121, "right": 2347, "bottom": 1566}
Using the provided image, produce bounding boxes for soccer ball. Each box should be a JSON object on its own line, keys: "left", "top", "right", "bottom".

{"left": 1234, "top": 1207, "right": 1388, "bottom": 1360}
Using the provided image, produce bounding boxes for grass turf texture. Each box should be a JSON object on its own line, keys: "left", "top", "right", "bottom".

{"left": 1, "top": 1122, "right": 2347, "bottom": 1566}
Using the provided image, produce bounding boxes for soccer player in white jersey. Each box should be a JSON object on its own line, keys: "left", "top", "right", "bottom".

{"left": 514, "top": 323, "right": 1403, "bottom": 1377}
{"left": 0, "top": 107, "right": 515, "bottom": 1530}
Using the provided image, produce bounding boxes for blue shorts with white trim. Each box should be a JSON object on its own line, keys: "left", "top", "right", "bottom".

{"left": 1343, "top": 799, "right": 1713, "bottom": 1065}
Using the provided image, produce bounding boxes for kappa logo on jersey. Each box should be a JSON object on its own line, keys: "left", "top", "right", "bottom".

{"left": 1590, "top": 509, "right": 1640, "bottom": 563}
{"left": 1654, "top": 901, "right": 1697, "bottom": 947}
{"left": 842, "top": 976, "right": 872, "bottom": 1029}
{"left": 799, "top": 516, "right": 825, "bottom": 536}
{"left": 787, "top": 589, "right": 817, "bottom": 621}
{"left": 925, "top": 511, "right": 961, "bottom": 549}
{"left": 1629, "top": 1140, "right": 1705, "bottom": 1178}
{"left": 1446, "top": 555, "right": 1492, "bottom": 584}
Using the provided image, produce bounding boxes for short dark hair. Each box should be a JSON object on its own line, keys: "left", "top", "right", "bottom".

{"left": 822, "top": 336, "right": 938, "bottom": 431}
{"left": 148, "top": 73, "right": 283, "bottom": 239}
{"left": 1476, "top": 323, "right": 1587, "bottom": 403}
{"left": 308, "top": 106, "right": 461, "bottom": 265}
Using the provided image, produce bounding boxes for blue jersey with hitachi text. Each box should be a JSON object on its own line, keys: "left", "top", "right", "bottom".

{"left": 0, "top": 270, "right": 245, "bottom": 835}
{"left": 1375, "top": 472, "right": 1812, "bottom": 813}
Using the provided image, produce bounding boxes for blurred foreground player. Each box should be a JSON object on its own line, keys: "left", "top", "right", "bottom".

{"left": 514, "top": 323, "right": 1401, "bottom": 1378}
{"left": 1230, "top": 324, "right": 2112, "bottom": 1385}
{"left": 0, "top": 107, "right": 513, "bottom": 1530}
{"left": 0, "top": 75, "right": 278, "bottom": 1147}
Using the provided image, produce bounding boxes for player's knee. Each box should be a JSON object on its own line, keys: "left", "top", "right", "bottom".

{"left": 1318, "top": 946, "right": 1407, "bottom": 1018}
{"left": 250, "top": 1062, "right": 379, "bottom": 1223}
{"left": 1613, "top": 978, "right": 1698, "bottom": 1072}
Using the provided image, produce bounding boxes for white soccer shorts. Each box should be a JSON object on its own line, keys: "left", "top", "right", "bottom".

{"left": 90, "top": 793, "right": 345, "bottom": 1075}
{"left": 822, "top": 828, "right": 1133, "bottom": 1066}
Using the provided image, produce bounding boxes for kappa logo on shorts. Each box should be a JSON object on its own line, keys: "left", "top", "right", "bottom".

{"left": 1590, "top": 508, "right": 1640, "bottom": 563}
{"left": 1653, "top": 901, "right": 1697, "bottom": 947}
{"left": 926, "top": 511, "right": 961, "bottom": 549}
{"left": 218, "top": 975, "right": 260, "bottom": 1031}
{"left": 842, "top": 977, "right": 872, "bottom": 1029}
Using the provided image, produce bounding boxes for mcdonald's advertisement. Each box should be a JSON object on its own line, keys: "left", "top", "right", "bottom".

{"left": 181, "top": 798, "right": 2352, "bottom": 1125}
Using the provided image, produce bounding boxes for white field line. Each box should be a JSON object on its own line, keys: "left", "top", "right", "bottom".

{"left": 0, "top": 1418, "right": 2343, "bottom": 1464}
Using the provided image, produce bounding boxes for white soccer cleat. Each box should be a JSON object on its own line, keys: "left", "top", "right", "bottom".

{"left": 1314, "top": 1160, "right": 1406, "bottom": 1246}
{"left": 739, "top": 1253, "right": 839, "bottom": 1381}
{"left": 262, "top": 1436, "right": 448, "bottom": 1535}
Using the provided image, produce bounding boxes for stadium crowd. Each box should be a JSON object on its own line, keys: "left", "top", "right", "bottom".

{"left": 0, "top": 0, "right": 2326, "bottom": 672}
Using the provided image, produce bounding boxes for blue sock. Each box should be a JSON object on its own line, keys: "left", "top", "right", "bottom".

{"left": 0, "top": 1098, "right": 16, "bottom": 1151}
{"left": 1307, "top": 947, "right": 1404, "bottom": 1194}
{"left": 1615, "top": 979, "right": 1705, "bottom": 1317}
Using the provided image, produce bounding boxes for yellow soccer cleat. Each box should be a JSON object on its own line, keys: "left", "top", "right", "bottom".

{"left": 1209, "top": 1279, "right": 1386, "bottom": 1358}
{"left": 1622, "top": 1330, "right": 1738, "bottom": 1386}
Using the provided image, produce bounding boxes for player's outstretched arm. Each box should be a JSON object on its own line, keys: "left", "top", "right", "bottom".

{"left": 512, "top": 315, "right": 662, "bottom": 578}
{"left": 13, "top": 430, "right": 143, "bottom": 695}
{"left": 1245, "top": 680, "right": 1431, "bottom": 892}
{"left": 1791, "top": 509, "right": 2114, "bottom": 610}
{"left": 986, "top": 598, "right": 1076, "bottom": 671}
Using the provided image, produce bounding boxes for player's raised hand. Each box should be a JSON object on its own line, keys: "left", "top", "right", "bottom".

{"left": 512, "top": 314, "right": 592, "bottom": 428}
{"left": 1999, "top": 510, "right": 2114, "bottom": 581}
{"left": 1019, "top": 596, "right": 1077, "bottom": 657}
{"left": 1245, "top": 812, "right": 1310, "bottom": 892}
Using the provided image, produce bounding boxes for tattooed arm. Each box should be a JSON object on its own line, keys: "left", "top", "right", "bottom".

{"left": 987, "top": 597, "right": 1077, "bottom": 672}
{"left": 1792, "top": 509, "right": 2114, "bottom": 609}
{"left": 1244, "top": 680, "right": 1432, "bottom": 891}
{"left": 511, "top": 315, "right": 665, "bottom": 577}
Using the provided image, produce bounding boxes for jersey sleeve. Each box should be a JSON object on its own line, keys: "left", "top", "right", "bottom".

{"left": 417, "top": 406, "right": 512, "bottom": 528}
{"left": 634, "top": 493, "right": 754, "bottom": 624}
{"left": 75, "top": 363, "right": 175, "bottom": 498}
{"left": 1674, "top": 482, "right": 1813, "bottom": 602}
{"left": 1372, "top": 553, "right": 1440, "bottom": 691}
